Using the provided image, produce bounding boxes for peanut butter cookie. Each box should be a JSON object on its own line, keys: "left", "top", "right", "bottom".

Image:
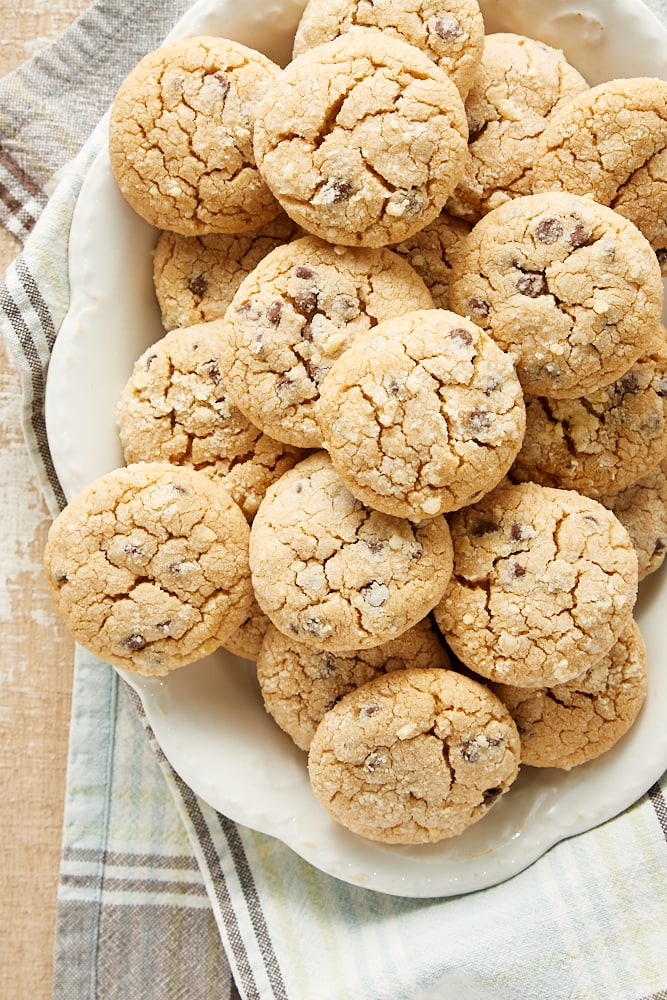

{"left": 43, "top": 462, "right": 253, "bottom": 676}
{"left": 249, "top": 451, "right": 454, "bottom": 650}
{"left": 600, "top": 457, "right": 667, "bottom": 581}
{"left": 253, "top": 27, "right": 468, "bottom": 247}
{"left": 433, "top": 480, "right": 639, "bottom": 688}
{"left": 308, "top": 667, "right": 521, "bottom": 843}
{"left": 449, "top": 191, "right": 664, "bottom": 398}
{"left": 317, "top": 309, "right": 525, "bottom": 518}
{"left": 109, "top": 36, "right": 282, "bottom": 234}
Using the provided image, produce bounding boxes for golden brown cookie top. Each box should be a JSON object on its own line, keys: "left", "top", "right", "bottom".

{"left": 109, "top": 36, "right": 282, "bottom": 235}
{"left": 253, "top": 27, "right": 468, "bottom": 247}
{"left": 433, "top": 480, "right": 639, "bottom": 687}
{"left": 317, "top": 308, "right": 526, "bottom": 518}
{"left": 307, "top": 666, "right": 521, "bottom": 843}
{"left": 43, "top": 462, "right": 253, "bottom": 675}
{"left": 249, "top": 451, "right": 454, "bottom": 650}
{"left": 292, "top": 0, "right": 485, "bottom": 99}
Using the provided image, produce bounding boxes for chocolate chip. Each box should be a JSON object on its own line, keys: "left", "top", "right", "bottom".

{"left": 306, "top": 361, "right": 324, "bottom": 383}
{"left": 267, "top": 300, "right": 283, "bottom": 325}
{"left": 332, "top": 293, "right": 359, "bottom": 320}
{"left": 145, "top": 353, "right": 157, "bottom": 369}
{"left": 450, "top": 327, "right": 473, "bottom": 347}
{"left": 654, "top": 538, "right": 666, "bottom": 555}
{"left": 512, "top": 562, "right": 526, "bottom": 578}
{"left": 366, "top": 540, "right": 385, "bottom": 554}
{"left": 467, "top": 297, "right": 490, "bottom": 318}
{"left": 472, "top": 518, "right": 499, "bottom": 536}
{"left": 534, "top": 217, "right": 563, "bottom": 244}
{"left": 387, "top": 378, "right": 402, "bottom": 396}
{"left": 569, "top": 221, "right": 593, "bottom": 249}
{"left": 434, "top": 14, "right": 462, "bottom": 39}
{"left": 409, "top": 543, "right": 423, "bottom": 560}
{"left": 123, "top": 633, "right": 147, "bottom": 652}
{"left": 172, "top": 484, "right": 188, "bottom": 494}
{"left": 155, "top": 620, "right": 172, "bottom": 634}
{"left": 214, "top": 72, "right": 230, "bottom": 97}
{"left": 316, "top": 178, "right": 353, "bottom": 204}
{"left": 293, "top": 290, "right": 318, "bottom": 313}
{"left": 168, "top": 563, "right": 182, "bottom": 575}
{"left": 655, "top": 375, "right": 667, "bottom": 398}
{"left": 206, "top": 360, "right": 222, "bottom": 384}
{"left": 301, "top": 323, "right": 313, "bottom": 342}
{"left": 188, "top": 273, "right": 208, "bottom": 299}
{"left": 276, "top": 374, "right": 295, "bottom": 391}
{"left": 461, "top": 736, "right": 502, "bottom": 762}
{"left": 482, "top": 786, "right": 503, "bottom": 807}
{"left": 360, "top": 704, "right": 380, "bottom": 718}
{"left": 516, "top": 272, "right": 547, "bottom": 297}
{"left": 363, "top": 751, "right": 387, "bottom": 772}
{"left": 124, "top": 543, "right": 144, "bottom": 556}
{"left": 468, "top": 408, "right": 492, "bottom": 435}
{"left": 618, "top": 370, "right": 640, "bottom": 394}
{"left": 330, "top": 178, "right": 353, "bottom": 202}
{"left": 295, "top": 265, "right": 314, "bottom": 279}
{"left": 319, "top": 652, "right": 337, "bottom": 677}
{"left": 510, "top": 522, "right": 524, "bottom": 541}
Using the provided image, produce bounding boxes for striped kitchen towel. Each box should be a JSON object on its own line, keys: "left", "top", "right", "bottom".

{"left": 2, "top": 2, "right": 667, "bottom": 999}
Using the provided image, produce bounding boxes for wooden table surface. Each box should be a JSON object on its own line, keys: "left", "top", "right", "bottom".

{"left": 0, "top": 3, "right": 92, "bottom": 998}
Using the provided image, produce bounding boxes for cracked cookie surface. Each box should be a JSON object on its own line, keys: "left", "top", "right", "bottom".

{"left": 292, "top": 0, "right": 484, "bottom": 99}
{"left": 391, "top": 210, "right": 471, "bottom": 309}
{"left": 433, "top": 480, "right": 638, "bottom": 687}
{"left": 219, "top": 235, "right": 433, "bottom": 448}
{"left": 249, "top": 451, "right": 454, "bottom": 650}
{"left": 600, "top": 456, "right": 667, "bottom": 581}
{"left": 510, "top": 340, "right": 667, "bottom": 498}
{"left": 531, "top": 77, "right": 667, "bottom": 267}
{"left": 449, "top": 191, "right": 664, "bottom": 398}
{"left": 153, "top": 214, "right": 302, "bottom": 330}
{"left": 446, "top": 33, "right": 589, "bottom": 223}
{"left": 317, "top": 308, "right": 525, "bottom": 518}
{"left": 253, "top": 27, "right": 468, "bottom": 247}
{"left": 492, "top": 618, "right": 647, "bottom": 770}
{"left": 257, "top": 617, "right": 450, "bottom": 750}
{"left": 117, "top": 323, "right": 305, "bottom": 521}
{"left": 109, "top": 36, "right": 281, "bottom": 235}
{"left": 307, "top": 666, "right": 521, "bottom": 843}
{"left": 43, "top": 462, "right": 253, "bottom": 676}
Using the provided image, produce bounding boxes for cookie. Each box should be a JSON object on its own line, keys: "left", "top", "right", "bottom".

{"left": 253, "top": 27, "right": 468, "bottom": 247}
{"left": 109, "top": 36, "right": 282, "bottom": 235}
{"left": 116, "top": 323, "right": 304, "bottom": 521}
{"left": 446, "top": 33, "right": 589, "bottom": 222}
{"left": 599, "top": 456, "right": 667, "bottom": 581}
{"left": 257, "top": 617, "right": 450, "bottom": 750}
{"left": 391, "top": 210, "right": 471, "bottom": 309}
{"left": 317, "top": 308, "right": 526, "bottom": 518}
{"left": 510, "top": 341, "right": 667, "bottom": 498}
{"left": 219, "top": 235, "right": 433, "bottom": 448}
{"left": 492, "top": 618, "right": 647, "bottom": 771}
{"left": 249, "top": 451, "right": 454, "bottom": 650}
{"left": 433, "top": 480, "right": 639, "bottom": 688}
{"left": 307, "top": 667, "right": 521, "bottom": 844}
{"left": 292, "top": 0, "right": 484, "bottom": 100}
{"left": 43, "top": 462, "right": 253, "bottom": 676}
{"left": 531, "top": 77, "right": 667, "bottom": 267}
{"left": 153, "top": 214, "right": 301, "bottom": 330}
{"left": 448, "top": 191, "right": 664, "bottom": 398}
{"left": 220, "top": 597, "right": 271, "bottom": 661}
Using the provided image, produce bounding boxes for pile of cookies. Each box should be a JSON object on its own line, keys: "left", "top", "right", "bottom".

{"left": 44, "top": 0, "right": 667, "bottom": 846}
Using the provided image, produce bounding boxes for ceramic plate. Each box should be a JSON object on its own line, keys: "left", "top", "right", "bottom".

{"left": 45, "top": 0, "right": 667, "bottom": 897}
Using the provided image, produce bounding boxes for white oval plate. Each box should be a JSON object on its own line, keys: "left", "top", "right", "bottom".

{"left": 45, "top": 0, "right": 667, "bottom": 897}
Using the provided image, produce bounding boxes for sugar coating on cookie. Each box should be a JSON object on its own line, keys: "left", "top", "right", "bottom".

{"left": 220, "top": 235, "right": 433, "bottom": 448}
{"left": 253, "top": 27, "right": 468, "bottom": 247}
{"left": 317, "top": 309, "right": 526, "bottom": 518}
{"left": 109, "top": 36, "right": 282, "bottom": 235}
{"left": 449, "top": 191, "right": 664, "bottom": 398}
{"left": 511, "top": 341, "right": 667, "bottom": 498}
{"left": 391, "top": 210, "right": 471, "bottom": 309}
{"left": 492, "top": 618, "right": 647, "bottom": 770}
{"left": 446, "top": 33, "right": 589, "bottom": 222}
{"left": 433, "top": 480, "right": 639, "bottom": 687}
{"left": 308, "top": 667, "right": 521, "bottom": 844}
{"left": 257, "top": 617, "right": 450, "bottom": 750}
{"left": 531, "top": 77, "right": 667, "bottom": 263}
{"left": 249, "top": 451, "right": 454, "bottom": 650}
{"left": 117, "top": 323, "right": 304, "bottom": 521}
{"left": 153, "top": 214, "right": 301, "bottom": 330}
{"left": 292, "top": 0, "right": 484, "bottom": 99}
{"left": 43, "top": 462, "right": 254, "bottom": 676}
{"left": 600, "top": 457, "right": 667, "bottom": 581}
